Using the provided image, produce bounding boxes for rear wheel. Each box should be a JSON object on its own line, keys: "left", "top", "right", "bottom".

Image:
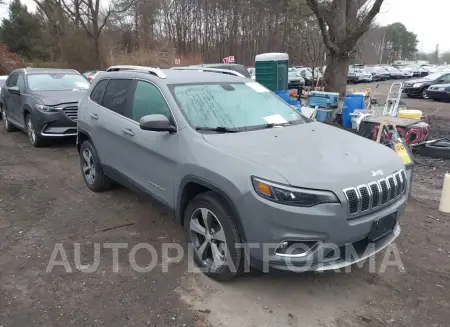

{"left": 185, "top": 192, "right": 243, "bottom": 282}
{"left": 3, "top": 108, "right": 17, "bottom": 132}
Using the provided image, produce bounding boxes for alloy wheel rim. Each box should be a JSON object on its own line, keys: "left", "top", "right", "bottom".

{"left": 3, "top": 110, "right": 8, "bottom": 129}
{"left": 423, "top": 91, "right": 429, "bottom": 99}
{"left": 27, "top": 118, "right": 36, "bottom": 143}
{"left": 82, "top": 149, "right": 96, "bottom": 184}
{"left": 190, "top": 208, "right": 227, "bottom": 269}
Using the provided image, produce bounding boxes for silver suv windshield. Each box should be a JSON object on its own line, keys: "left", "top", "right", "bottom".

{"left": 170, "top": 82, "right": 308, "bottom": 131}
{"left": 27, "top": 73, "right": 90, "bottom": 91}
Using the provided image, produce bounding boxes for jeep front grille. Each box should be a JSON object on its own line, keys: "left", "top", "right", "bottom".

{"left": 343, "top": 170, "right": 407, "bottom": 217}
{"left": 62, "top": 105, "right": 78, "bottom": 122}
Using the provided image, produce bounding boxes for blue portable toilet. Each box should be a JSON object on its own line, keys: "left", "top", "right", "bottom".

{"left": 342, "top": 94, "right": 366, "bottom": 128}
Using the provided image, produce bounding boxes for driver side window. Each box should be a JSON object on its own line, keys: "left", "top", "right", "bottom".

{"left": 131, "top": 81, "right": 172, "bottom": 123}
{"left": 16, "top": 74, "right": 26, "bottom": 92}
{"left": 443, "top": 74, "right": 450, "bottom": 83}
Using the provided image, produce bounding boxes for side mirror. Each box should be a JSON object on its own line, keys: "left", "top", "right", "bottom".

{"left": 439, "top": 79, "right": 445, "bottom": 83}
{"left": 139, "top": 114, "right": 176, "bottom": 133}
{"left": 8, "top": 86, "right": 20, "bottom": 95}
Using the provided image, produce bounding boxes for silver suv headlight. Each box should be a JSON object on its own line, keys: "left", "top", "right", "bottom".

{"left": 251, "top": 177, "right": 340, "bottom": 207}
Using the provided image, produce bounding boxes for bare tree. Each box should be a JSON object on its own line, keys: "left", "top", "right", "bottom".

{"left": 306, "top": 0, "right": 384, "bottom": 95}
{"left": 61, "top": 0, "right": 134, "bottom": 67}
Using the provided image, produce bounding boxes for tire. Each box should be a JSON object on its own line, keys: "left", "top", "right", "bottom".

{"left": 25, "top": 114, "right": 45, "bottom": 147}
{"left": 416, "top": 140, "right": 450, "bottom": 159}
{"left": 421, "top": 88, "right": 429, "bottom": 99}
{"left": 3, "top": 108, "right": 17, "bottom": 132}
{"left": 80, "top": 140, "right": 112, "bottom": 192}
{"left": 184, "top": 192, "right": 243, "bottom": 282}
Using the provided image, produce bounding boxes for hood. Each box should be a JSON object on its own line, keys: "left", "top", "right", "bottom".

{"left": 429, "top": 83, "right": 450, "bottom": 89}
{"left": 405, "top": 78, "right": 431, "bottom": 85}
{"left": 203, "top": 122, "right": 405, "bottom": 193}
{"left": 29, "top": 90, "right": 87, "bottom": 106}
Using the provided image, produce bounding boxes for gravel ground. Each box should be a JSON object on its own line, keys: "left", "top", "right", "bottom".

{"left": 0, "top": 92, "right": 449, "bottom": 327}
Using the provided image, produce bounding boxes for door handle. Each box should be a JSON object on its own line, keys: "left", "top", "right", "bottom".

{"left": 122, "top": 128, "right": 135, "bottom": 136}
{"left": 90, "top": 113, "right": 99, "bottom": 120}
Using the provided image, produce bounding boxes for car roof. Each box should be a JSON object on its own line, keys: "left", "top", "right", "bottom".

{"left": 101, "top": 69, "right": 250, "bottom": 84}
{"left": 12, "top": 68, "right": 80, "bottom": 74}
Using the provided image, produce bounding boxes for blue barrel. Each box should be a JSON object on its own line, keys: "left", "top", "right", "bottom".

{"left": 342, "top": 94, "right": 365, "bottom": 128}
{"left": 316, "top": 109, "right": 333, "bottom": 122}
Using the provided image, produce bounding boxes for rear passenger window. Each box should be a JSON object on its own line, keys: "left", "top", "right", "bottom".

{"left": 90, "top": 79, "right": 108, "bottom": 104}
{"left": 102, "top": 79, "right": 133, "bottom": 115}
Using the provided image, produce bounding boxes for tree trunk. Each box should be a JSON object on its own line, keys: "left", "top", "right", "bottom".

{"left": 94, "top": 37, "right": 101, "bottom": 68}
{"left": 324, "top": 51, "right": 349, "bottom": 96}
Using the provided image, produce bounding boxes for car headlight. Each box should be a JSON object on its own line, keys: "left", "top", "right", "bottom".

{"left": 35, "top": 104, "right": 60, "bottom": 112}
{"left": 413, "top": 83, "right": 423, "bottom": 88}
{"left": 251, "top": 177, "right": 340, "bottom": 207}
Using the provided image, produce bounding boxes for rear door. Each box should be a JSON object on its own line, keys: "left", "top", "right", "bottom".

{"left": 118, "top": 80, "right": 179, "bottom": 206}
{"left": 89, "top": 78, "right": 135, "bottom": 176}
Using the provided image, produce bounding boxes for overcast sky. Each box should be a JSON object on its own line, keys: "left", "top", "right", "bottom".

{"left": 0, "top": 0, "right": 448, "bottom": 54}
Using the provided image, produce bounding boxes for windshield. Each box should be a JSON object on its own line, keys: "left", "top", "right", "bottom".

{"left": 27, "top": 73, "right": 90, "bottom": 91}
{"left": 424, "top": 72, "right": 446, "bottom": 80}
{"left": 288, "top": 71, "right": 300, "bottom": 78}
{"left": 170, "top": 82, "right": 307, "bottom": 130}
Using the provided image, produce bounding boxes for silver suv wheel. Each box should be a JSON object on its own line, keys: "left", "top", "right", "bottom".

{"left": 82, "top": 148, "right": 96, "bottom": 184}
{"left": 190, "top": 208, "right": 227, "bottom": 269}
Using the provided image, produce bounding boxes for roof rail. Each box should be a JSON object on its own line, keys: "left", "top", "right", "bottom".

{"left": 171, "top": 66, "right": 246, "bottom": 78}
{"left": 106, "top": 65, "right": 166, "bottom": 79}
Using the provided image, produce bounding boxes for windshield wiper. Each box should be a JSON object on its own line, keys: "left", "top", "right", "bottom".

{"left": 195, "top": 126, "right": 240, "bottom": 133}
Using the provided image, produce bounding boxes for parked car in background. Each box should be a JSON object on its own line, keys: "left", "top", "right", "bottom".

{"left": 1, "top": 68, "right": 90, "bottom": 146}
{"left": 354, "top": 68, "right": 373, "bottom": 83}
{"left": 77, "top": 67, "right": 409, "bottom": 281}
{"left": 397, "top": 66, "right": 414, "bottom": 78}
{"left": 381, "top": 66, "right": 404, "bottom": 79}
{"left": 422, "top": 65, "right": 439, "bottom": 74}
{"left": 426, "top": 84, "right": 450, "bottom": 101}
{"left": 374, "top": 66, "right": 391, "bottom": 80}
{"left": 364, "top": 66, "right": 386, "bottom": 81}
{"left": 295, "top": 67, "right": 320, "bottom": 86}
{"left": 0, "top": 76, "right": 7, "bottom": 120}
{"left": 288, "top": 69, "right": 305, "bottom": 91}
{"left": 403, "top": 71, "right": 450, "bottom": 99}
{"left": 348, "top": 67, "right": 358, "bottom": 83}
{"left": 0, "top": 75, "right": 8, "bottom": 88}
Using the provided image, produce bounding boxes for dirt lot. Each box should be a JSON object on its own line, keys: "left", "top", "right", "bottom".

{"left": 1, "top": 91, "right": 450, "bottom": 327}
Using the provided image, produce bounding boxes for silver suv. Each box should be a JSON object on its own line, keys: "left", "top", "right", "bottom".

{"left": 77, "top": 67, "right": 410, "bottom": 281}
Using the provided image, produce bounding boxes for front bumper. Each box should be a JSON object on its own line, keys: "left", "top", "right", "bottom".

{"left": 237, "top": 188, "right": 408, "bottom": 272}
{"left": 402, "top": 87, "right": 422, "bottom": 96}
{"left": 427, "top": 90, "right": 450, "bottom": 101}
{"left": 33, "top": 106, "right": 78, "bottom": 137}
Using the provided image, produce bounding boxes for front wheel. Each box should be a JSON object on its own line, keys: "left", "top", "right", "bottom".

{"left": 25, "top": 114, "right": 44, "bottom": 147}
{"left": 3, "top": 108, "right": 17, "bottom": 132}
{"left": 421, "top": 88, "right": 430, "bottom": 99}
{"left": 185, "top": 192, "right": 243, "bottom": 281}
{"left": 79, "top": 141, "right": 112, "bottom": 192}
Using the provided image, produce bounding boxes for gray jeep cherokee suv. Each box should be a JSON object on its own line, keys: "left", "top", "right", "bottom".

{"left": 1, "top": 68, "right": 90, "bottom": 146}
{"left": 77, "top": 67, "right": 410, "bottom": 281}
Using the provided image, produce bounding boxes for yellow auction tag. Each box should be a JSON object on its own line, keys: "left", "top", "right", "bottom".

{"left": 394, "top": 142, "right": 412, "bottom": 165}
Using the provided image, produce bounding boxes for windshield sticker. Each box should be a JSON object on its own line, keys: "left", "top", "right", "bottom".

{"left": 245, "top": 82, "right": 270, "bottom": 93}
{"left": 263, "top": 114, "right": 288, "bottom": 125}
